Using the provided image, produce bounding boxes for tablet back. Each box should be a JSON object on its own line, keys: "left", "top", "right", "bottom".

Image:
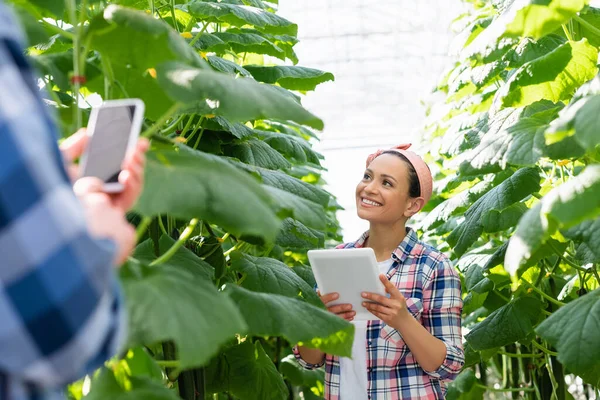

{"left": 307, "top": 247, "right": 386, "bottom": 321}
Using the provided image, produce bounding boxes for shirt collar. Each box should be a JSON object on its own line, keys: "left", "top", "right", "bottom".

{"left": 352, "top": 227, "right": 419, "bottom": 265}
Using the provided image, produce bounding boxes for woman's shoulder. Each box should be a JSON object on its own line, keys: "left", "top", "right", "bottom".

{"left": 410, "top": 239, "right": 459, "bottom": 279}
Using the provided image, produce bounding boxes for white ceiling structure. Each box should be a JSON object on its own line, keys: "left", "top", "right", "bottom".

{"left": 278, "top": 0, "right": 465, "bottom": 241}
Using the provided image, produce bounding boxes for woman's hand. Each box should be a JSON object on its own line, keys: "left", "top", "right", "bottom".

{"left": 362, "top": 274, "right": 410, "bottom": 329}
{"left": 318, "top": 291, "right": 355, "bottom": 321}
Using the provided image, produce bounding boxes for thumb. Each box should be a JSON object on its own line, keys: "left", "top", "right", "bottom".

{"left": 73, "top": 177, "right": 104, "bottom": 197}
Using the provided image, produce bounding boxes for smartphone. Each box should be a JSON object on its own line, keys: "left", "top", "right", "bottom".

{"left": 80, "top": 99, "right": 145, "bottom": 193}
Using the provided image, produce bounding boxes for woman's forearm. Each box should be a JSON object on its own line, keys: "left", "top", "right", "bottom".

{"left": 297, "top": 345, "right": 325, "bottom": 365}
{"left": 395, "top": 314, "right": 447, "bottom": 372}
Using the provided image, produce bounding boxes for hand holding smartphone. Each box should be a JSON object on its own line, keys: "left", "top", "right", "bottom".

{"left": 79, "top": 99, "right": 145, "bottom": 193}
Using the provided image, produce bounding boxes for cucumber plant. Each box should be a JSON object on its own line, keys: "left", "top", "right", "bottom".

{"left": 422, "top": 0, "right": 600, "bottom": 398}
{"left": 12, "top": 0, "right": 352, "bottom": 399}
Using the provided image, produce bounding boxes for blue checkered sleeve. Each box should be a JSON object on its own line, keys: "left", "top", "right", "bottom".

{"left": 0, "top": 5, "right": 126, "bottom": 397}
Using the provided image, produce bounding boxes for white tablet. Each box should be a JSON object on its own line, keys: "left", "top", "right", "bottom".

{"left": 307, "top": 247, "right": 386, "bottom": 321}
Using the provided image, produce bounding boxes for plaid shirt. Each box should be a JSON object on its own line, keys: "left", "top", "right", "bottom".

{"left": 0, "top": 5, "right": 126, "bottom": 400}
{"left": 294, "top": 228, "right": 464, "bottom": 399}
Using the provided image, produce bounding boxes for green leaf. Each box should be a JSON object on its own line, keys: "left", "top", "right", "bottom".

{"left": 497, "top": 39, "right": 598, "bottom": 109}
{"left": 243, "top": 65, "right": 334, "bottom": 91}
{"left": 85, "top": 369, "right": 180, "bottom": 400}
{"left": 192, "top": 31, "right": 289, "bottom": 62}
{"left": 448, "top": 167, "right": 541, "bottom": 256}
{"left": 421, "top": 180, "right": 494, "bottom": 230}
{"left": 134, "top": 236, "right": 214, "bottom": 281}
{"left": 506, "top": 34, "right": 566, "bottom": 68}
{"left": 265, "top": 186, "right": 327, "bottom": 230}
{"left": 224, "top": 138, "right": 291, "bottom": 169}
{"left": 482, "top": 202, "right": 528, "bottom": 233}
{"left": 563, "top": 218, "right": 600, "bottom": 264}
{"left": 504, "top": 0, "right": 586, "bottom": 39}
{"left": 233, "top": 162, "right": 331, "bottom": 206}
{"left": 136, "top": 147, "right": 280, "bottom": 243}
{"left": 121, "top": 260, "right": 247, "bottom": 368}
{"left": 88, "top": 6, "right": 204, "bottom": 71}
{"left": 465, "top": 296, "right": 543, "bottom": 350}
{"left": 155, "top": 62, "right": 324, "bottom": 129}
{"left": 536, "top": 289, "right": 600, "bottom": 386}
{"left": 276, "top": 218, "right": 325, "bottom": 250}
{"left": 185, "top": 2, "right": 297, "bottom": 36}
{"left": 121, "top": 347, "right": 164, "bottom": 381}
{"left": 205, "top": 340, "right": 289, "bottom": 400}
{"left": 545, "top": 94, "right": 600, "bottom": 152}
{"left": 291, "top": 264, "right": 317, "bottom": 288}
{"left": 206, "top": 55, "right": 252, "bottom": 77}
{"left": 225, "top": 285, "right": 354, "bottom": 356}
{"left": 464, "top": 264, "right": 495, "bottom": 294}
{"left": 230, "top": 252, "right": 322, "bottom": 307}
{"left": 505, "top": 165, "right": 600, "bottom": 274}
{"left": 258, "top": 130, "right": 323, "bottom": 166}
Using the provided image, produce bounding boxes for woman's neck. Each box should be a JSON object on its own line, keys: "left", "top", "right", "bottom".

{"left": 365, "top": 222, "right": 408, "bottom": 262}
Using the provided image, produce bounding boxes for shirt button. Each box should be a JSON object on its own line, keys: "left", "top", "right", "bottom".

{"left": 368, "top": 340, "right": 372, "bottom": 346}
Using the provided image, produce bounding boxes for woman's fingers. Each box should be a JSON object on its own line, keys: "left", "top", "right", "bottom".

{"left": 327, "top": 303, "right": 353, "bottom": 315}
{"left": 362, "top": 301, "right": 393, "bottom": 316}
{"left": 319, "top": 292, "right": 339, "bottom": 304}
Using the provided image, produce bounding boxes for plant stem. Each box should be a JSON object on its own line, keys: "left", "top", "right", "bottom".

{"left": 170, "top": 0, "right": 180, "bottom": 32}
{"left": 223, "top": 241, "right": 244, "bottom": 258}
{"left": 524, "top": 281, "right": 566, "bottom": 307}
{"left": 562, "top": 24, "right": 573, "bottom": 41}
{"left": 136, "top": 216, "right": 153, "bottom": 242}
{"left": 181, "top": 114, "right": 197, "bottom": 137}
{"left": 573, "top": 14, "right": 600, "bottom": 37}
{"left": 141, "top": 103, "right": 182, "bottom": 138}
{"left": 158, "top": 217, "right": 169, "bottom": 236}
{"left": 474, "top": 383, "right": 534, "bottom": 393}
{"left": 67, "top": 0, "right": 83, "bottom": 130}
{"left": 189, "top": 22, "right": 210, "bottom": 46}
{"left": 531, "top": 340, "right": 559, "bottom": 357}
{"left": 151, "top": 218, "right": 199, "bottom": 266}
{"left": 41, "top": 20, "right": 74, "bottom": 39}
{"left": 156, "top": 360, "right": 180, "bottom": 368}
{"left": 499, "top": 350, "right": 543, "bottom": 358}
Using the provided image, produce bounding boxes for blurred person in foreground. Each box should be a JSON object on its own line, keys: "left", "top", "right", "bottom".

{"left": 0, "top": 3, "right": 148, "bottom": 399}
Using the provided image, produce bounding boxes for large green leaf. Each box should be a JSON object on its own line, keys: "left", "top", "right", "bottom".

{"left": 232, "top": 162, "right": 330, "bottom": 206}
{"left": 230, "top": 252, "right": 322, "bottom": 307}
{"left": 536, "top": 289, "right": 600, "bottom": 386}
{"left": 224, "top": 138, "right": 291, "bottom": 169}
{"left": 276, "top": 218, "right": 325, "bottom": 250}
{"left": 505, "top": 165, "right": 600, "bottom": 274}
{"left": 505, "top": 34, "right": 566, "bottom": 68}
{"left": 155, "top": 62, "right": 324, "bottom": 129}
{"left": 421, "top": 180, "right": 494, "bottom": 230}
{"left": 545, "top": 94, "right": 600, "bottom": 152}
{"left": 279, "top": 354, "right": 324, "bottom": 387}
{"left": 243, "top": 65, "right": 334, "bottom": 91}
{"left": 225, "top": 285, "right": 354, "bottom": 356}
{"left": 258, "top": 130, "right": 323, "bottom": 166}
{"left": 563, "top": 218, "right": 600, "bottom": 263}
{"left": 448, "top": 167, "right": 541, "bottom": 256}
{"left": 497, "top": 39, "right": 598, "bottom": 109}
{"left": 482, "top": 202, "right": 528, "bottom": 233}
{"left": 87, "top": 6, "right": 204, "bottom": 71}
{"left": 192, "top": 31, "right": 289, "bottom": 62}
{"left": 121, "top": 260, "right": 247, "bottom": 368}
{"left": 205, "top": 340, "right": 288, "bottom": 400}
{"left": 206, "top": 55, "right": 252, "bottom": 77}
{"left": 136, "top": 147, "right": 281, "bottom": 242}
{"left": 504, "top": 0, "right": 586, "bottom": 39}
{"left": 265, "top": 186, "right": 327, "bottom": 230}
{"left": 185, "top": 2, "right": 297, "bottom": 36}
{"left": 465, "top": 296, "right": 543, "bottom": 350}
{"left": 85, "top": 368, "right": 180, "bottom": 400}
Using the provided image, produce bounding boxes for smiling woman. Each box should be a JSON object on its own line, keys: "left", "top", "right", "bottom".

{"left": 294, "top": 144, "right": 464, "bottom": 399}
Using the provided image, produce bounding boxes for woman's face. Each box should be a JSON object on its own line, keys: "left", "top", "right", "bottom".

{"left": 355, "top": 154, "right": 420, "bottom": 224}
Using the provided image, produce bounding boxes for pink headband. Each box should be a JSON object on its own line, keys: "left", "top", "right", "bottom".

{"left": 366, "top": 143, "right": 433, "bottom": 207}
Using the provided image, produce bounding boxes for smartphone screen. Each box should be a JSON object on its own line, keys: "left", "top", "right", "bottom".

{"left": 83, "top": 105, "right": 136, "bottom": 183}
